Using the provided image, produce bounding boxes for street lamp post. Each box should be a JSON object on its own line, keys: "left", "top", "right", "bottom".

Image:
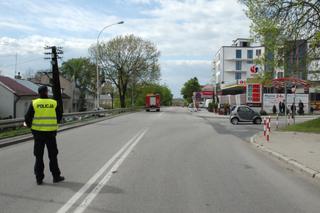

{"left": 96, "top": 21, "right": 124, "bottom": 108}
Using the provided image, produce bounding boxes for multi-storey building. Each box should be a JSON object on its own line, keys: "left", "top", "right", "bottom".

{"left": 213, "top": 38, "right": 265, "bottom": 93}
{"left": 284, "top": 40, "right": 308, "bottom": 80}
{"left": 307, "top": 44, "right": 320, "bottom": 82}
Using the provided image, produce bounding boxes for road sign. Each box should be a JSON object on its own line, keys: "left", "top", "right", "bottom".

{"left": 195, "top": 92, "right": 202, "bottom": 101}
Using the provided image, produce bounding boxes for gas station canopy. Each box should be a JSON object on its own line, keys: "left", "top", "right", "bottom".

{"left": 271, "top": 77, "right": 310, "bottom": 89}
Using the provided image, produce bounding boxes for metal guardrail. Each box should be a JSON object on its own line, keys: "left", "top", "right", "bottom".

{"left": 0, "top": 107, "right": 142, "bottom": 129}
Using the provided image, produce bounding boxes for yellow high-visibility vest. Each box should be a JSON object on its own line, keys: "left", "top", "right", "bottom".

{"left": 31, "top": 98, "right": 58, "bottom": 131}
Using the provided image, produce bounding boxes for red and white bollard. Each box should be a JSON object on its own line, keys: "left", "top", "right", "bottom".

{"left": 288, "top": 113, "right": 291, "bottom": 126}
{"left": 263, "top": 117, "right": 267, "bottom": 136}
{"left": 268, "top": 116, "right": 271, "bottom": 133}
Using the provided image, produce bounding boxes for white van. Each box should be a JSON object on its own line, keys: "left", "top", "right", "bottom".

{"left": 204, "top": 99, "right": 213, "bottom": 108}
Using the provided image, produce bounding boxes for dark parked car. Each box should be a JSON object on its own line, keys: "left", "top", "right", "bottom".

{"left": 230, "top": 105, "right": 262, "bottom": 125}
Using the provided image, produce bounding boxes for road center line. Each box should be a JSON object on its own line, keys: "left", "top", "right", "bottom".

{"left": 56, "top": 129, "right": 144, "bottom": 213}
{"left": 73, "top": 128, "right": 148, "bottom": 213}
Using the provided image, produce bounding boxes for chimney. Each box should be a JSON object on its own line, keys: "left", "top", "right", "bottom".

{"left": 14, "top": 72, "right": 22, "bottom": 79}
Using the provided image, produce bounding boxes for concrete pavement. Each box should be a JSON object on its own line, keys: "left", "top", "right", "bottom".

{"left": 252, "top": 131, "right": 320, "bottom": 180}
{"left": 1, "top": 107, "right": 320, "bottom": 213}
{"left": 0, "top": 111, "right": 133, "bottom": 148}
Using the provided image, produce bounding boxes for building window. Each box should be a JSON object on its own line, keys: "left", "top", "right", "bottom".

{"left": 256, "top": 49, "right": 261, "bottom": 56}
{"left": 236, "top": 61, "right": 242, "bottom": 71}
{"left": 247, "top": 50, "right": 253, "bottom": 59}
{"left": 236, "top": 49, "right": 242, "bottom": 58}
{"left": 277, "top": 72, "right": 284, "bottom": 78}
{"left": 247, "top": 60, "right": 253, "bottom": 64}
{"left": 235, "top": 72, "right": 242, "bottom": 80}
{"left": 242, "top": 42, "right": 249, "bottom": 47}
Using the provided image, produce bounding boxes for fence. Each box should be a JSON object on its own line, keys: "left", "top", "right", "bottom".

{"left": 0, "top": 107, "right": 142, "bottom": 130}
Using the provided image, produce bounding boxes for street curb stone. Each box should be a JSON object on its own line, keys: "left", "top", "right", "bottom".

{"left": 0, "top": 112, "right": 133, "bottom": 149}
{"left": 197, "top": 115, "right": 229, "bottom": 119}
{"left": 249, "top": 133, "right": 320, "bottom": 181}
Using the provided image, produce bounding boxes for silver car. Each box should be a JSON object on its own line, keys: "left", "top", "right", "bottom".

{"left": 230, "top": 105, "right": 262, "bottom": 125}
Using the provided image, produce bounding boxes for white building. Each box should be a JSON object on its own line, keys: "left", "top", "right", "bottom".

{"left": 0, "top": 75, "right": 71, "bottom": 119}
{"left": 213, "top": 38, "right": 265, "bottom": 89}
{"left": 308, "top": 45, "right": 320, "bottom": 82}
{"left": 0, "top": 75, "right": 37, "bottom": 118}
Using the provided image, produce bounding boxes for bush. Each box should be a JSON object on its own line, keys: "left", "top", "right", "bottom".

{"left": 260, "top": 109, "right": 268, "bottom": 115}
{"left": 208, "top": 103, "right": 214, "bottom": 112}
{"left": 208, "top": 102, "right": 218, "bottom": 112}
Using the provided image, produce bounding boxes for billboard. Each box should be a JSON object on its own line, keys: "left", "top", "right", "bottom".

{"left": 263, "top": 93, "right": 309, "bottom": 113}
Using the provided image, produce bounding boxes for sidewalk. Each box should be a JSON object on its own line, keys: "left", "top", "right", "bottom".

{"left": 251, "top": 131, "right": 320, "bottom": 180}
{"left": 190, "top": 108, "right": 319, "bottom": 120}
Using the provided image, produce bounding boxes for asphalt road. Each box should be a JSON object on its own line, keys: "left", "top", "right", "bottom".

{"left": 1, "top": 107, "right": 320, "bottom": 213}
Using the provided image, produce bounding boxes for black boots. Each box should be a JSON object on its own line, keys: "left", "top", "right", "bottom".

{"left": 36, "top": 176, "right": 65, "bottom": 185}
{"left": 53, "top": 176, "right": 65, "bottom": 183}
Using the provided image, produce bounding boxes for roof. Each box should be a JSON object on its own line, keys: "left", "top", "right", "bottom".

{"left": 0, "top": 76, "right": 70, "bottom": 99}
{"left": 201, "top": 84, "right": 214, "bottom": 91}
{"left": 0, "top": 76, "right": 37, "bottom": 96}
{"left": 272, "top": 77, "right": 310, "bottom": 89}
{"left": 15, "top": 79, "right": 53, "bottom": 96}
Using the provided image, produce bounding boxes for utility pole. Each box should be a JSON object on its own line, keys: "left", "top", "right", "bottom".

{"left": 44, "top": 46, "right": 64, "bottom": 113}
{"left": 14, "top": 53, "right": 18, "bottom": 76}
{"left": 284, "top": 81, "right": 288, "bottom": 126}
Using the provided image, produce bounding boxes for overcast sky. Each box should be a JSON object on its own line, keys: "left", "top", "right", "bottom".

{"left": 0, "top": 0, "right": 251, "bottom": 97}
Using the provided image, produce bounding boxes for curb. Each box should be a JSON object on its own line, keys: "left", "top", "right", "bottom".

{"left": 0, "top": 112, "right": 133, "bottom": 149}
{"left": 196, "top": 115, "right": 229, "bottom": 119}
{"left": 249, "top": 133, "right": 320, "bottom": 181}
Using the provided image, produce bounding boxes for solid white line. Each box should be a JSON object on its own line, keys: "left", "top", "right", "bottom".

{"left": 73, "top": 128, "right": 148, "bottom": 213}
{"left": 56, "top": 129, "right": 144, "bottom": 213}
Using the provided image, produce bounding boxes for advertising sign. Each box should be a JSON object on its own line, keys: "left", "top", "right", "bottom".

{"left": 263, "top": 93, "right": 309, "bottom": 113}
{"left": 246, "top": 83, "right": 262, "bottom": 104}
{"left": 201, "top": 91, "right": 214, "bottom": 96}
{"left": 250, "top": 65, "right": 259, "bottom": 74}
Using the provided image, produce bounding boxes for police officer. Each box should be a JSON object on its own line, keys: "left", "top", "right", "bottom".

{"left": 25, "top": 85, "right": 65, "bottom": 185}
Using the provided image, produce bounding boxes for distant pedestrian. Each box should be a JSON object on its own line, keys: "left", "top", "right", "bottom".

{"left": 278, "top": 101, "right": 283, "bottom": 113}
{"left": 24, "top": 86, "right": 65, "bottom": 185}
{"left": 298, "top": 100, "right": 304, "bottom": 115}
{"left": 281, "top": 102, "right": 286, "bottom": 114}
{"left": 291, "top": 103, "right": 296, "bottom": 115}
{"left": 310, "top": 106, "right": 314, "bottom": 114}
{"left": 272, "top": 105, "right": 277, "bottom": 114}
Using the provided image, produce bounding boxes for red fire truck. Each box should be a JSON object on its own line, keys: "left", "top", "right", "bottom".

{"left": 145, "top": 94, "right": 160, "bottom": 112}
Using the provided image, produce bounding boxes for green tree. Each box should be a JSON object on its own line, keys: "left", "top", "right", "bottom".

{"left": 60, "top": 58, "right": 96, "bottom": 111}
{"left": 240, "top": 0, "right": 320, "bottom": 77}
{"left": 90, "top": 34, "right": 161, "bottom": 108}
{"left": 134, "top": 84, "right": 173, "bottom": 106}
{"left": 240, "top": 0, "right": 320, "bottom": 42}
{"left": 180, "top": 77, "right": 201, "bottom": 103}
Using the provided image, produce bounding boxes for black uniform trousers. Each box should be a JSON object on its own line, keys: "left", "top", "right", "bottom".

{"left": 33, "top": 131, "right": 61, "bottom": 181}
